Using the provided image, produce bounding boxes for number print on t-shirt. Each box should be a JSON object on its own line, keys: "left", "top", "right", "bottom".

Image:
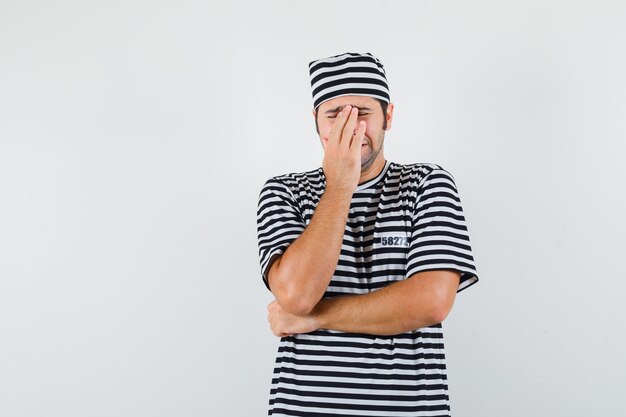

{"left": 379, "top": 235, "right": 409, "bottom": 247}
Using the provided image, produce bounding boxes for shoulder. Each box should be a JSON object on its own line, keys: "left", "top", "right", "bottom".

{"left": 259, "top": 166, "right": 324, "bottom": 196}
{"left": 267, "top": 166, "right": 323, "bottom": 186}
{"left": 389, "top": 161, "right": 456, "bottom": 186}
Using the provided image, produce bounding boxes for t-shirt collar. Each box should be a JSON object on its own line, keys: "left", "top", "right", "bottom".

{"left": 356, "top": 159, "right": 391, "bottom": 191}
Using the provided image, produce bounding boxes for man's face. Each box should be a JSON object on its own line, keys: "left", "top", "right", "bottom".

{"left": 313, "top": 95, "right": 394, "bottom": 172}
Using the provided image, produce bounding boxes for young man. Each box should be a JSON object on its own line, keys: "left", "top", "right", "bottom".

{"left": 256, "top": 52, "right": 479, "bottom": 416}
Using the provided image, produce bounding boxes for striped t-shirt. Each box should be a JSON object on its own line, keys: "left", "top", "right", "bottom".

{"left": 256, "top": 159, "right": 479, "bottom": 417}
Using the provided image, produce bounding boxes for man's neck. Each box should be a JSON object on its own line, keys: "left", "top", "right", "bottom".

{"left": 358, "top": 157, "right": 386, "bottom": 185}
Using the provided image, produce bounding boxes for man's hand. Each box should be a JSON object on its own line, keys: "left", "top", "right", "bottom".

{"left": 322, "top": 105, "right": 367, "bottom": 192}
{"left": 267, "top": 299, "right": 320, "bottom": 337}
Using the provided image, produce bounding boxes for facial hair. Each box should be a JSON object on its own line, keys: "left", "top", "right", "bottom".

{"left": 361, "top": 130, "right": 385, "bottom": 172}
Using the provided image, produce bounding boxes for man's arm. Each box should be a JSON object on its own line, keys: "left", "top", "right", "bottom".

{"left": 268, "top": 270, "right": 461, "bottom": 337}
{"left": 266, "top": 187, "right": 351, "bottom": 316}
{"left": 267, "top": 105, "right": 366, "bottom": 316}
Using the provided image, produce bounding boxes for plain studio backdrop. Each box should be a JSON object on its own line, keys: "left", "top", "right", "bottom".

{"left": 1, "top": 1, "right": 625, "bottom": 416}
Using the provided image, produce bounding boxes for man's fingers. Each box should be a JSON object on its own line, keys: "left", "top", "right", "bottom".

{"left": 351, "top": 120, "right": 366, "bottom": 149}
{"left": 340, "top": 107, "right": 359, "bottom": 148}
{"left": 328, "top": 105, "right": 351, "bottom": 147}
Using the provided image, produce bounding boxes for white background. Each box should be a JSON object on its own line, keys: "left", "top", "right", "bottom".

{"left": 1, "top": 1, "right": 625, "bottom": 416}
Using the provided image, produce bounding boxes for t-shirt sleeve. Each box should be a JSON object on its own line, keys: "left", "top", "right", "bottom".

{"left": 405, "top": 168, "right": 479, "bottom": 292}
{"left": 256, "top": 178, "right": 306, "bottom": 292}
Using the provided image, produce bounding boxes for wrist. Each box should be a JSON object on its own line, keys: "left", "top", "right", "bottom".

{"left": 324, "top": 183, "right": 355, "bottom": 198}
{"left": 311, "top": 298, "right": 331, "bottom": 329}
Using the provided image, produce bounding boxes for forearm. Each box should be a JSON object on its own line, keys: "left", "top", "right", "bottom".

{"left": 310, "top": 271, "right": 460, "bottom": 336}
{"left": 270, "top": 186, "right": 352, "bottom": 315}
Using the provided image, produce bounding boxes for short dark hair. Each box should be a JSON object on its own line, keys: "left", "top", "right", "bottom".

{"left": 315, "top": 99, "right": 388, "bottom": 134}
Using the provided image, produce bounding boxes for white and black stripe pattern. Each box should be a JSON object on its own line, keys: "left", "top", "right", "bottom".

{"left": 309, "top": 52, "right": 390, "bottom": 110}
{"left": 256, "top": 160, "right": 479, "bottom": 416}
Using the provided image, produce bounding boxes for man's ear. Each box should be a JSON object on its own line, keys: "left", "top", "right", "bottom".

{"left": 385, "top": 102, "right": 395, "bottom": 130}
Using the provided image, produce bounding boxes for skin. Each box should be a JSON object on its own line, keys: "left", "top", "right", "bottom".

{"left": 314, "top": 95, "right": 394, "bottom": 185}
{"left": 266, "top": 95, "right": 460, "bottom": 337}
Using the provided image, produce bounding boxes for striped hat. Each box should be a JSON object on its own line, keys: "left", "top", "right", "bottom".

{"left": 309, "top": 52, "right": 390, "bottom": 110}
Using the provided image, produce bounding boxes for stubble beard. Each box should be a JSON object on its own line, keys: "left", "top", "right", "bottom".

{"left": 361, "top": 131, "right": 385, "bottom": 172}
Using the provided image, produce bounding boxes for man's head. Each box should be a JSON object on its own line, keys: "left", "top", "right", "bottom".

{"left": 309, "top": 52, "right": 394, "bottom": 172}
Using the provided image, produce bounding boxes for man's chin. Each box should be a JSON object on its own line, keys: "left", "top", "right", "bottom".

{"left": 361, "top": 156, "right": 374, "bottom": 171}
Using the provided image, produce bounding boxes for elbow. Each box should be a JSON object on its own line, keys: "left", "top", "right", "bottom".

{"left": 407, "top": 270, "right": 460, "bottom": 327}
{"left": 269, "top": 255, "right": 319, "bottom": 316}
{"left": 280, "top": 292, "right": 317, "bottom": 316}
{"left": 273, "top": 282, "right": 316, "bottom": 315}
{"left": 427, "top": 279, "right": 458, "bottom": 325}
{"left": 422, "top": 293, "right": 455, "bottom": 326}
{"left": 428, "top": 304, "right": 452, "bottom": 325}
{"left": 269, "top": 269, "right": 318, "bottom": 316}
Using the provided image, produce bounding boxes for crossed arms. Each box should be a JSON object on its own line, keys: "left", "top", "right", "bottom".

{"left": 265, "top": 185, "right": 461, "bottom": 337}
